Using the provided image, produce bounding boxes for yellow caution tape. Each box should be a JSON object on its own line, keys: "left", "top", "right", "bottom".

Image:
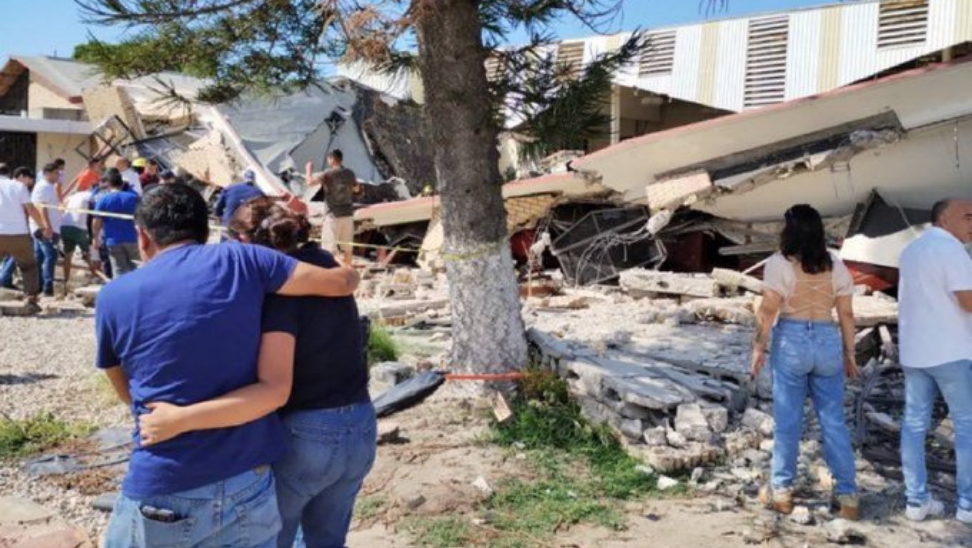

{"left": 39, "top": 204, "right": 514, "bottom": 262}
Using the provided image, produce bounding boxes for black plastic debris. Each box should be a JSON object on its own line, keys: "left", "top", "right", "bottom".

{"left": 373, "top": 371, "right": 446, "bottom": 418}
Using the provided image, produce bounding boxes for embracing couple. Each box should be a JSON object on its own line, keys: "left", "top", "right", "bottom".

{"left": 96, "top": 184, "right": 375, "bottom": 548}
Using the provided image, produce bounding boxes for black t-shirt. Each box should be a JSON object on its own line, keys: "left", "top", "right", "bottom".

{"left": 261, "top": 243, "right": 369, "bottom": 412}
{"left": 319, "top": 167, "right": 356, "bottom": 218}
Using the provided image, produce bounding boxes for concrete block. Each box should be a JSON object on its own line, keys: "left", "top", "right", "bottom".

{"left": 741, "top": 408, "right": 774, "bottom": 437}
{"left": 0, "top": 497, "right": 56, "bottom": 526}
{"left": 700, "top": 404, "right": 729, "bottom": 434}
{"left": 674, "top": 403, "right": 712, "bottom": 442}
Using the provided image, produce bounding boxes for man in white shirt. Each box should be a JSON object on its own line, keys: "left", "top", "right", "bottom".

{"left": 898, "top": 198, "right": 972, "bottom": 524}
{"left": 0, "top": 165, "right": 52, "bottom": 307}
{"left": 116, "top": 157, "right": 143, "bottom": 196}
{"left": 30, "top": 164, "right": 63, "bottom": 296}
{"left": 61, "top": 187, "right": 99, "bottom": 285}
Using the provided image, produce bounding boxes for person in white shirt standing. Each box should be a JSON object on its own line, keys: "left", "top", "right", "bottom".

{"left": 30, "top": 164, "right": 63, "bottom": 297}
{"left": 898, "top": 198, "right": 972, "bottom": 524}
{"left": 116, "top": 157, "right": 143, "bottom": 196}
{"left": 0, "top": 164, "right": 52, "bottom": 308}
{"left": 61, "top": 186, "right": 99, "bottom": 285}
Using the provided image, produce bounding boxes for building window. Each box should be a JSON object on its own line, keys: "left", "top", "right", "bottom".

{"left": 744, "top": 15, "right": 789, "bottom": 109}
{"left": 638, "top": 30, "right": 677, "bottom": 77}
{"left": 557, "top": 41, "right": 586, "bottom": 78}
{"left": 878, "top": 0, "right": 929, "bottom": 49}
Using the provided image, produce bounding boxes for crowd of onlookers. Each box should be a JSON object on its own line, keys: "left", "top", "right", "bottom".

{"left": 0, "top": 157, "right": 158, "bottom": 307}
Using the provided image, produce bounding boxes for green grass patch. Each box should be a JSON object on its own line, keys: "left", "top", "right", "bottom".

{"left": 367, "top": 323, "right": 401, "bottom": 366}
{"left": 493, "top": 368, "right": 656, "bottom": 499}
{"left": 407, "top": 516, "right": 475, "bottom": 548}
{"left": 409, "top": 369, "right": 662, "bottom": 548}
{"left": 0, "top": 412, "right": 94, "bottom": 459}
{"left": 354, "top": 494, "right": 388, "bottom": 522}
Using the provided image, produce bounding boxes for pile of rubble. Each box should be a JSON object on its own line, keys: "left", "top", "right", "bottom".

{"left": 522, "top": 267, "right": 902, "bottom": 475}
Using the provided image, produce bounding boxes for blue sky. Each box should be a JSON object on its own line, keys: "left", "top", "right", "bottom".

{"left": 2, "top": 0, "right": 831, "bottom": 59}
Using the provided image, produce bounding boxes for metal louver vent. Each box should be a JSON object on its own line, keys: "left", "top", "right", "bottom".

{"left": 557, "top": 41, "right": 586, "bottom": 78}
{"left": 484, "top": 55, "right": 503, "bottom": 82}
{"left": 878, "top": 0, "right": 929, "bottom": 49}
{"left": 744, "top": 15, "right": 789, "bottom": 109}
{"left": 639, "top": 31, "right": 677, "bottom": 77}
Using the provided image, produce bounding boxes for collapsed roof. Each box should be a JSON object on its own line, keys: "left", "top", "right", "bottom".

{"left": 3, "top": 55, "right": 434, "bottom": 197}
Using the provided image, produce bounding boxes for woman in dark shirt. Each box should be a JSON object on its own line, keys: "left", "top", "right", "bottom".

{"left": 231, "top": 198, "right": 376, "bottom": 548}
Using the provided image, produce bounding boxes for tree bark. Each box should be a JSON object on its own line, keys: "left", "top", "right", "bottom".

{"left": 413, "top": 0, "right": 528, "bottom": 374}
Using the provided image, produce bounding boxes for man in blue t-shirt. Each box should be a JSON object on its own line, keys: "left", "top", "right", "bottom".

{"left": 92, "top": 169, "right": 140, "bottom": 277}
{"left": 96, "top": 184, "right": 360, "bottom": 548}
{"left": 214, "top": 169, "right": 265, "bottom": 229}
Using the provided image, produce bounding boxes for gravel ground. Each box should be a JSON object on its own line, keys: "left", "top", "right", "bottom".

{"left": 0, "top": 310, "right": 129, "bottom": 539}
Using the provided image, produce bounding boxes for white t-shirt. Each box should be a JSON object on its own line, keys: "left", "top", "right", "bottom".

{"left": 0, "top": 177, "right": 31, "bottom": 235}
{"left": 898, "top": 227, "right": 972, "bottom": 368}
{"left": 121, "top": 169, "right": 143, "bottom": 195}
{"left": 29, "top": 180, "right": 62, "bottom": 235}
{"left": 63, "top": 190, "right": 93, "bottom": 228}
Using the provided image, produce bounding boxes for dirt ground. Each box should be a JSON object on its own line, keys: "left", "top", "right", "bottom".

{"left": 3, "top": 312, "right": 971, "bottom": 547}
{"left": 348, "top": 387, "right": 972, "bottom": 548}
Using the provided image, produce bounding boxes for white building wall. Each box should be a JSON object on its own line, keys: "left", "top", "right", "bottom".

{"left": 837, "top": 1, "right": 880, "bottom": 87}
{"left": 669, "top": 25, "right": 704, "bottom": 105}
{"left": 712, "top": 19, "right": 749, "bottom": 112}
{"left": 785, "top": 9, "right": 822, "bottom": 101}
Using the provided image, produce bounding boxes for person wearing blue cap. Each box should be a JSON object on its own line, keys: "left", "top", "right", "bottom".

{"left": 214, "top": 169, "right": 265, "bottom": 238}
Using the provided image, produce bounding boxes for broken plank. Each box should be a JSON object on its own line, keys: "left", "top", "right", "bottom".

{"left": 711, "top": 268, "right": 763, "bottom": 295}
{"left": 619, "top": 269, "right": 717, "bottom": 299}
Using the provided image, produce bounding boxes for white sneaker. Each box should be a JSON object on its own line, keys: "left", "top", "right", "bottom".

{"left": 905, "top": 498, "right": 946, "bottom": 522}
{"left": 958, "top": 507, "right": 972, "bottom": 525}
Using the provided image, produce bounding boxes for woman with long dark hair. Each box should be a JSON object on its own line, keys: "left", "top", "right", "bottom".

{"left": 752, "top": 204, "right": 860, "bottom": 520}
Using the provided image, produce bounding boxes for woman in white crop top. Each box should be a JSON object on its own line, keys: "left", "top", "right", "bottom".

{"left": 751, "top": 204, "right": 860, "bottom": 520}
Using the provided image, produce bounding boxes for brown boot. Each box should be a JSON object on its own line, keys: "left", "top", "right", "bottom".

{"left": 759, "top": 485, "right": 794, "bottom": 515}
{"left": 836, "top": 494, "right": 860, "bottom": 521}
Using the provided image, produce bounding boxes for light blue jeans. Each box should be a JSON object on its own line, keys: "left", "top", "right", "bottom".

{"left": 102, "top": 468, "right": 281, "bottom": 548}
{"left": 274, "top": 401, "right": 377, "bottom": 548}
{"left": 770, "top": 319, "right": 857, "bottom": 495}
{"left": 901, "top": 360, "right": 972, "bottom": 511}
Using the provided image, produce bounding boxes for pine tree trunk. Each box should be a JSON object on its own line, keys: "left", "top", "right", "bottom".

{"left": 413, "top": 0, "right": 529, "bottom": 374}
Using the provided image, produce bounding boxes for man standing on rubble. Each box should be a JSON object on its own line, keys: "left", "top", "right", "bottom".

{"left": 29, "top": 165, "right": 63, "bottom": 297}
{"left": 306, "top": 149, "right": 356, "bottom": 265}
{"left": 96, "top": 183, "right": 360, "bottom": 548}
{"left": 92, "top": 170, "right": 141, "bottom": 276}
{"left": 215, "top": 169, "right": 265, "bottom": 232}
{"left": 0, "top": 164, "right": 51, "bottom": 311}
{"left": 116, "top": 157, "right": 144, "bottom": 195}
{"left": 898, "top": 198, "right": 972, "bottom": 524}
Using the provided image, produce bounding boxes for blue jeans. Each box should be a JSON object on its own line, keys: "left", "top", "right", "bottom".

{"left": 274, "top": 402, "right": 377, "bottom": 548}
{"left": 0, "top": 256, "right": 13, "bottom": 287}
{"left": 770, "top": 319, "right": 857, "bottom": 495}
{"left": 33, "top": 234, "right": 59, "bottom": 294}
{"left": 103, "top": 468, "right": 281, "bottom": 548}
{"left": 901, "top": 360, "right": 972, "bottom": 511}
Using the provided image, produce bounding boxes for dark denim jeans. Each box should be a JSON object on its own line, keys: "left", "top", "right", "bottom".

{"left": 274, "top": 401, "right": 377, "bottom": 548}
{"left": 33, "top": 234, "right": 59, "bottom": 294}
{"left": 770, "top": 319, "right": 857, "bottom": 495}
{"left": 103, "top": 468, "right": 280, "bottom": 548}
